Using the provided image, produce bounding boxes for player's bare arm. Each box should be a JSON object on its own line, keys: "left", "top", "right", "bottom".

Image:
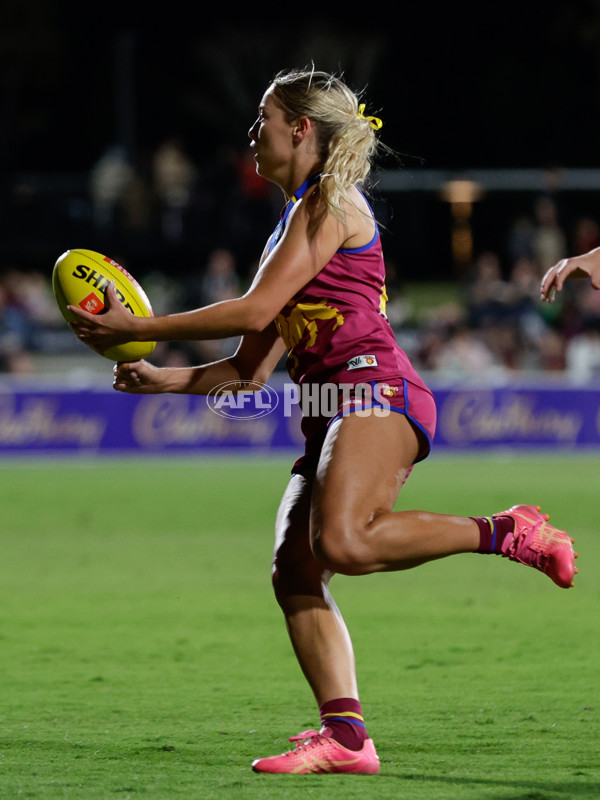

{"left": 113, "top": 323, "right": 285, "bottom": 395}
{"left": 69, "top": 189, "right": 354, "bottom": 354}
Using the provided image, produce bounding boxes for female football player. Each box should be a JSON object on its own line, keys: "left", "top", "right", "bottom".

{"left": 69, "top": 67, "right": 577, "bottom": 775}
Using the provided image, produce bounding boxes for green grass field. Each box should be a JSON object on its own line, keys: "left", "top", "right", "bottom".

{"left": 0, "top": 452, "right": 598, "bottom": 799}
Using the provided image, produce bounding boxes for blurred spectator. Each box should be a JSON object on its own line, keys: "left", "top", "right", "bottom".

{"left": 428, "top": 324, "right": 505, "bottom": 380}
{"left": 480, "top": 323, "right": 521, "bottom": 371}
{"left": 142, "top": 270, "right": 185, "bottom": 317}
{"left": 463, "top": 251, "right": 513, "bottom": 328}
{"left": 200, "top": 247, "right": 240, "bottom": 305}
{"left": 150, "top": 247, "right": 244, "bottom": 369}
{"left": 0, "top": 269, "right": 60, "bottom": 349}
{"left": 505, "top": 256, "right": 552, "bottom": 345}
{"left": 565, "top": 328, "right": 600, "bottom": 383}
{"left": 415, "top": 300, "right": 469, "bottom": 372}
{"left": 0, "top": 268, "right": 61, "bottom": 372}
{"left": 531, "top": 195, "right": 567, "bottom": 273}
{"left": 537, "top": 329, "right": 567, "bottom": 372}
{"left": 117, "top": 170, "right": 153, "bottom": 243}
{"left": 90, "top": 145, "right": 136, "bottom": 232}
{"left": 196, "top": 247, "right": 242, "bottom": 361}
{"left": 236, "top": 148, "right": 273, "bottom": 203}
{"left": 152, "top": 138, "right": 198, "bottom": 246}
{"left": 571, "top": 279, "right": 600, "bottom": 331}
{"left": 572, "top": 216, "right": 600, "bottom": 257}
{"left": 230, "top": 148, "right": 280, "bottom": 273}
{"left": 507, "top": 256, "right": 539, "bottom": 302}
{"left": 506, "top": 214, "right": 536, "bottom": 264}
{"left": 381, "top": 259, "right": 414, "bottom": 329}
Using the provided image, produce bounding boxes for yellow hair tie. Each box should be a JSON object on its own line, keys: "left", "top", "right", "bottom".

{"left": 357, "top": 103, "right": 383, "bottom": 130}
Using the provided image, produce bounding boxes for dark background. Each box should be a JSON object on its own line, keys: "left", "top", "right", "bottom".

{"left": 2, "top": 1, "right": 600, "bottom": 280}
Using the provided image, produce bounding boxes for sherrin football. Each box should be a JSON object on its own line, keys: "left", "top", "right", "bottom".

{"left": 52, "top": 248, "right": 156, "bottom": 362}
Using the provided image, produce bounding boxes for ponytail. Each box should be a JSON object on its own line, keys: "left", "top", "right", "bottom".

{"left": 271, "top": 68, "right": 384, "bottom": 219}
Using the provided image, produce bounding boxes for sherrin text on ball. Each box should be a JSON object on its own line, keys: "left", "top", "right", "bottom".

{"left": 52, "top": 248, "right": 156, "bottom": 362}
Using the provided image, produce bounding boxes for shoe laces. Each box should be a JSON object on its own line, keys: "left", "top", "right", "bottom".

{"left": 288, "top": 730, "right": 326, "bottom": 751}
{"left": 511, "top": 516, "right": 568, "bottom": 565}
{"left": 509, "top": 523, "right": 546, "bottom": 567}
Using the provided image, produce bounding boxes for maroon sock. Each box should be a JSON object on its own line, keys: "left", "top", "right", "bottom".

{"left": 471, "top": 515, "right": 514, "bottom": 554}
{"left": 319, "top": 698, "right": 368, "bottom": 751}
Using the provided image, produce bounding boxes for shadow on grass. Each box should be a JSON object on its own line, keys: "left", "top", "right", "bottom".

{"left": 0, "top": 737, "right": 201, "bottom": 762}
{"left": 390, "top": 771, "right": 599, "bottom": 798}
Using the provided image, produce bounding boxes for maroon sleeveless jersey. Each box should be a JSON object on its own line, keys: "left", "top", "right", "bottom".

{"left": 266, "top": 176, "right": 432, "bottom": 397}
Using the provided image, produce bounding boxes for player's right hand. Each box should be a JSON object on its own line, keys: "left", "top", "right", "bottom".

{"left": 540, "top": 247, "right": 600, "bottom": 302}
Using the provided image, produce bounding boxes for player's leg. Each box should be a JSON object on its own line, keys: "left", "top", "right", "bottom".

{"left": 252, "top": 471, "right": 380, "bottom": 774}
{"left": 310, "top": 410, "right": 480, "bottom": 574}
{"left": 271, "top": 471, "right": 357, "bottom": 704}
{"left": 310, "top": 410, "right": 576, "bottom": 586}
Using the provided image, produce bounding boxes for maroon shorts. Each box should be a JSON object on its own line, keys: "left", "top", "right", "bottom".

{"left": 291, "top": 378, "right": 437, "bottom": 475}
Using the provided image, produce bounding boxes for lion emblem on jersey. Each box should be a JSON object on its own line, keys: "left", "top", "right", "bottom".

{"left": 275, "top": 297, "right": 344, "bottom": 377}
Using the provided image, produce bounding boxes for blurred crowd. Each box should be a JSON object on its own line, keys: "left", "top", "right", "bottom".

{"left": 402, "top": 196, "right": 600, "bottom": 384}
{"left": 2, "top": 139, "right": 600, "bottom": 383}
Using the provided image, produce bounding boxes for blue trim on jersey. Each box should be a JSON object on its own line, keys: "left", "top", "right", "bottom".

{"left": 326, "top": 378, "right": 433, "bottom": 461}
{"left": 337, "top": 189, "right": 379, "bottom": 253}
{"left": 275, "top": 177, "right": 380, "bottom": 256}
{"left": 402, "top": 378, "right": 409, "bottom": 413}
{"left": 282, "top": 173, "right": 321, "bottom": 223}
{"left": 338, "top": 228, "right": 380, "bottom": 254}
{"left": 329, "top": 402, "right": 432, "bottom": 454}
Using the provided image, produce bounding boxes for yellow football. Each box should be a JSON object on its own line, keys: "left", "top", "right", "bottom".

{"left": 52, "top": 248, "right": 156, "bottom": 362}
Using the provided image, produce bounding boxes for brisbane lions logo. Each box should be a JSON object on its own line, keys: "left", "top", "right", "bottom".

{"left": 275, "top": 298, "right": 344, "bottom": 378}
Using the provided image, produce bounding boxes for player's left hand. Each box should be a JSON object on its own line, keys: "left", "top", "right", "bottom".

{"left": 68, "top": 281, "right": 139, "bottom": 353}
{"left": 113, "top": 360, "right": 168, "bottom": 394}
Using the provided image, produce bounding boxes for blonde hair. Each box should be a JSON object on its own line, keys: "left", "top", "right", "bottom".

{"left": 270, "top": 67, "right": 382, "bottom": 219}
